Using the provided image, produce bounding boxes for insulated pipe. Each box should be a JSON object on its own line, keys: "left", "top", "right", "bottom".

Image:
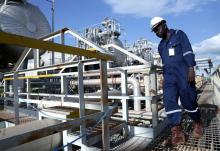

{"left": 129, "top": 77, "right": 141, "bottom": 111}
{"left": 70, "top": 77, "right": 142, "bottom": 111}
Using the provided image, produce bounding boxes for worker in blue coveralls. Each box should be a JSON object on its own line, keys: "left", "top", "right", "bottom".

{"left": 150, "top": 17, "right": 203, "bottom": 145}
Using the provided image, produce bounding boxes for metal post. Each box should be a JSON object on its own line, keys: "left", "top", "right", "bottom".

{"left": 144, "top": 74, "right": 151, "bottom": 112}
{"left": 150, "top": 69, "right": 158, "bottom": 128}
{"left": 46, "top": 0, "right": 55, "bottom": 65}
{"left": 78, "top": 61, "right": 86, "bottom": 145}
{"left": 62, "top": 118, "right": 68, "bottom": 151}
{"left": 13, "top": 72, "right": 19, "bottom": 125}
{"left": 150, "top": 70, "right": 157, "bottom": 96}
{"left": 152, "top": 97, "right": 158, "bottom": 128}
{"left": 52, "top": 0, "right": 55, "bottom": 69}
{"left": 121, "top": 70, "right": 128, "bottom": 122}
{"left": 100, "top": 60, "right": 110, "bottom": 151}
{"left": 61, "top": 75, "right": 67, "bottom": 106}
{"left": 61, "top": 30, "right": 65, "bottom": 63}
{"left": 26, "top": 78, "right": 31, "bottom": 109}
{"left": 3, "top": 79, "right": 8, "bottom": 99}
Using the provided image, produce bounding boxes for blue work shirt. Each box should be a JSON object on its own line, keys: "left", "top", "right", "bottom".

{"left": 158, "top": 29, "right": 196, "bottom": 79}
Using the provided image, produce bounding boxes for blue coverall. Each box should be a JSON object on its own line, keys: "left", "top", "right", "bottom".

{"left": 158, "top": 29, "right": 201, "bottom": 127}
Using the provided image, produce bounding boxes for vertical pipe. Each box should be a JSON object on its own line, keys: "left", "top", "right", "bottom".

{"left": 144, "top": 74, "right": 151, "bottom": 112}
{"left": 34, "top": 49, "right": 40, "bottom": 68}
{"left": 121, "top": 70, "right": 128, "bottom": 122}
{"left": 13, "top": 72, "right": 19, "bottom": 125}
{"left": 100, "top": 60, "right": 110, "bottom": 151}
{"left": 51, "top": 51, "right": 55, "bottom": 65}
{"left": 78, "top": 61, "right": 86, "bottom": 145}
{"left": 131, "top": 77, "right": 141, "bottom": 111}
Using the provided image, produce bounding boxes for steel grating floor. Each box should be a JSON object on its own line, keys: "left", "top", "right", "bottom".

{"left": 145, "top": 105, "right": 220, "bottom": 151}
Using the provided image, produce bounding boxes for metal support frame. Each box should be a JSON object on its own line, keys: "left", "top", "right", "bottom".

{"left": 100, "top": 60, "right": 110, "bottom": 151}
{"left": 78, "top": 61, "right": 86, "bottom": 145}
{"left": 121, "top": 70, "right": 128, "bottom": 122}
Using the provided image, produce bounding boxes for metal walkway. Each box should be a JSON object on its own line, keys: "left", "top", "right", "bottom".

{"left": 111, "top": 136, "right": 151, "bottom": 151}
{"left": 145, "top": 106, "right": 220, "bottom": 151}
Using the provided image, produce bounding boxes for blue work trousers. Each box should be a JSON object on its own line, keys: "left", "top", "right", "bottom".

{"left": 163, "top": 72, "right": 201, "bottom": 127}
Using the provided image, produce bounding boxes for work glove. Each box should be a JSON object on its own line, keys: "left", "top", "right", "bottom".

{"left": 188, "top": 67, "right": 195, "bottom": 82}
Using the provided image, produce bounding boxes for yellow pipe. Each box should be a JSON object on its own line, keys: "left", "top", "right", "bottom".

{"left": 4, "top": 74, "right": 57, "bottom": 81}
{"left": 87, "top": 48, "right": 97, "bottom": 51}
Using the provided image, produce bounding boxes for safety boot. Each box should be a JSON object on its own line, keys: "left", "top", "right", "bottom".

{"left": 193, "top": 121, "right": 203, "bottom": 139}
{"left": 171, "top": 125, "right": 185, "bottom": 145}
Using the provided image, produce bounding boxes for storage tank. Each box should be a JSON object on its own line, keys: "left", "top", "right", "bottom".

{"left": 0, "top": 0, "right": 51, "bottom": 71}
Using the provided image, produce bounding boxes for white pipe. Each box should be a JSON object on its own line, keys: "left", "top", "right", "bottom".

{"left": 71, "top": 77, "right": 142, "bottom": 111}
{"left": 196, "top": 58, "right": 211, "bottom": 62}
{"left": 128, "top": 77, "right": 141, "bottom": 111}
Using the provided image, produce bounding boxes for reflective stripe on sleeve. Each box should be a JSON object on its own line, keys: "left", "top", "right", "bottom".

{"left": 183, "top": 51, "right": 193, "bottom": 56}
{"left": 166, "top": 109, "right": 182, "bottom": 115}
{"left": 185, "top": 107, "right": 198, "bottom": 113}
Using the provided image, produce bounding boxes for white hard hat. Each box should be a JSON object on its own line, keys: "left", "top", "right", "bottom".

{"left": 150, "top": 17, "right": 165, "bottom": 30}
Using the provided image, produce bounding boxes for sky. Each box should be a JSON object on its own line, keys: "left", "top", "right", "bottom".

{"left": 28, "top": 0, "right": 220, "bottom": 70}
